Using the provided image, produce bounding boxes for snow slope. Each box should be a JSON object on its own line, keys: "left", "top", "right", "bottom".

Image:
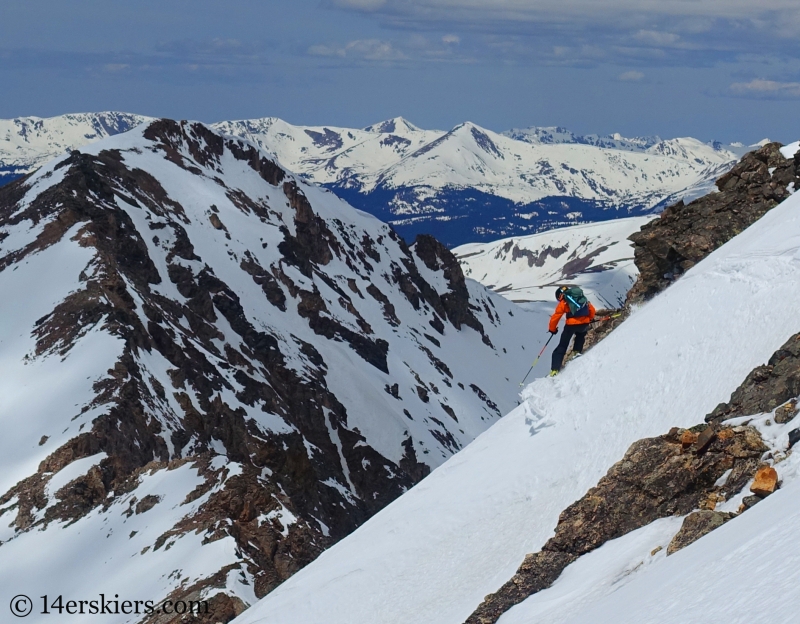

{"left": 233, "top": 175, "right": 800, "bottom": 624}
{"left": 559, "top": 468, "right": 800, "bottom": 624}
{"left": 454, "top": 216, "right": 653, "bottom": 308}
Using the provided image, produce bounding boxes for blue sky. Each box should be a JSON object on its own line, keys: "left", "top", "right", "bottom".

{"left": 1, "top": 0, "right": 798, "bottom": 143}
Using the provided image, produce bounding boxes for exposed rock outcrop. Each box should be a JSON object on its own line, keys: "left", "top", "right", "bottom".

{"left": 667, "top": 510, "right": 736, "bottom": 555}
{"left": 464, "top": 424, "right": 765, "bottom": 624}
{"left": 628, "top": 143, "right": 799, "bottom": 304}
{"left": 706, "top": 332, "right": 800, "bottom": 424}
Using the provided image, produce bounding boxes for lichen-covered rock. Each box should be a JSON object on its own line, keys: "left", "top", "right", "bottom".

{"left": 775, "top": 400, "right": 798, "bottom": 425}
{"left": 667, "top": 510, "right": 736, "bottom": 555}
{"left": 707, "top": 333, "right": 800, "bottom": 424}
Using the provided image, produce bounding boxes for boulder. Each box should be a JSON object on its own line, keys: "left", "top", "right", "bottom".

{"left": 738, "top": 495, "right": 762, "bottom": 513}
{"left": 750, "top": 466, "right": 779, "bottom": 497}
{"left": 775, "top": 400, "right": 798, "bottom": 424}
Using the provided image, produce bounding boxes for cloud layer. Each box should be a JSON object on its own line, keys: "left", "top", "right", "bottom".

{"left": 328, "top": 0, "right": 800, "bottom": 68}
{"left": 730, "top": 79, "right": 800, "bottom": 98}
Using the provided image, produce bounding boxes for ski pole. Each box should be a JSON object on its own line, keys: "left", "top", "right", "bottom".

{"left": 589, "top": 312, "right": 622, "bottom": 324}
{"left": 519, "top": 333, "right": 556, "bottom": 387}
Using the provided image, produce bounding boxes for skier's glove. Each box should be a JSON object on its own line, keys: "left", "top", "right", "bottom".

{"left": 549, "top": 328, "right": 558, "bottom": 335}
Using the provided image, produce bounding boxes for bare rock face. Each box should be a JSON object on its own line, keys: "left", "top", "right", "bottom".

{"left": 464, "top": 424, "right": 765, "bottom": 624}
{"left": 627, "top": 143, "right": 799, "bottom": 304}
{"left": 706, "top": 333, "right": 800, "bottom": 424}
{"left": 667, "top": 510, "right": 736, "bottom": 555}
{"left": 412, "top": 233, "right": 492, "bottom": 345}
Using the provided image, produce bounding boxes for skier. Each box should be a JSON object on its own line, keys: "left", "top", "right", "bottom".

{"left": 548, "top": 285, "right": 596, "bottom": 376}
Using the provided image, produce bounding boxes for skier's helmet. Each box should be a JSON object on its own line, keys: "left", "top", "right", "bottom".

{"left": 555, "top": 286, "right": 567, "bottom": 301}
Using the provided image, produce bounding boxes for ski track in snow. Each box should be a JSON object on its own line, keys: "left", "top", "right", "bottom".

{"left": 232, "top": 187, "right": 800, "bottom": 624}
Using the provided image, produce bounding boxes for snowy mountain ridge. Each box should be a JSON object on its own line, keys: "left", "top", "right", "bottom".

{"left": 454, "top": 216, "right": 653, "bottom": 310}
{"left": 0, "top": 111, "right": 149, "bottom": 180}
{"left": 0, "top": 112, "right": 761, "bottom": 245}
{"left": 0, "top": 119, "right": 545, "bottom": 622}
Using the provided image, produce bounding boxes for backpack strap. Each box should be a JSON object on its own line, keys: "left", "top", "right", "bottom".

{"left": 564, "top": 292, "right": 590, "bottom": 318}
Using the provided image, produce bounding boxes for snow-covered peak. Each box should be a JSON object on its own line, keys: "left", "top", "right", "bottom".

{"left": 504, "top": 126, "right": 662, "bottom": 152}
{"left": 363, "top": 117, "right": 423, "bottom": 135}
{"left": 1, "top": 112, "right": 762, "bottom": 245}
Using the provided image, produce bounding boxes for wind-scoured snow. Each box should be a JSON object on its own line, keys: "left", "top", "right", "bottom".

{"left": 233, "top": 181, "right": 800, "bottom": 624}
{"left": 454, "top": 217, "right": 652, "bottom": 308}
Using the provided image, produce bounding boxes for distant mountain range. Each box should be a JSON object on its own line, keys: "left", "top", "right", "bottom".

{"left": 1, "top": 112, "right": 762, "bottom": 246}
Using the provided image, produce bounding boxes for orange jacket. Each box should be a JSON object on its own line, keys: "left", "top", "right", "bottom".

{"left": 549, "top": 299, "right": 596, "bottom": 333}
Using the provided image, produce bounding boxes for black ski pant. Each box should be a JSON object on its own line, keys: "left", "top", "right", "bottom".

{"left": 551, "top": 323, "right": 590, "bottom": 371}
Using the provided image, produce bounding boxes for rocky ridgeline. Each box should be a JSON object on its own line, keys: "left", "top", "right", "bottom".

{"left": 583, "top": 142, "right": 800, "bottom": 352}
{"left": 465, "top": 331, "right": 800, "bottom": 624}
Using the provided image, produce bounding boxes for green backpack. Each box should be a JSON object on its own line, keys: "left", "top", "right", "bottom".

{"left": 563, "top": 286, "right": 589, "bottom": 317}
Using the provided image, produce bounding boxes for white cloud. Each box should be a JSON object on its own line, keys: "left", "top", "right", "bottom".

{"left": 330, "top": 0, "right": 800, "bottom": 51}
{"left": 633, "top": 30, "right": 680, "bottom": 46}
{"left": 335, "top": 0, "right": 800, "bottom": 20}
{"left": 332, "top": 0, "right": 388, "bottom": 9}
{"left": 730, "top": 79, "right": 800, "bottom": 98}
{"left": 102, "top": 63, "right": 130, "bottom": 73}
{"left": 308, "top": 44, "right": 346, "bottom": 57}
{"left": 618, "top": 70, "right": 645, "bottom": 81}
{"left": 308, "top": 39, "right": 406, "bottom": 61}
{"left": 325, "top": 0, "right": 800, "bottom": 70}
